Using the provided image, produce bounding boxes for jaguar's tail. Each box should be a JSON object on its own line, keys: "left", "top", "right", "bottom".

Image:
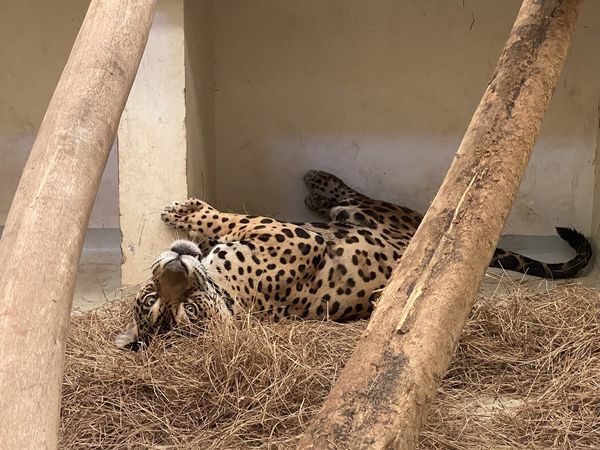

{"left": 490, "top": 227, "right": 592, "bottom": 279}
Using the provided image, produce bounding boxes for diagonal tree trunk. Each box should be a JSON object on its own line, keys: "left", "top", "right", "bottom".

{"left": 297, "top": 1, "right": 581, "bottom": 448}
{"left": 0, "top": 1, "right": 157, "bottom": 447}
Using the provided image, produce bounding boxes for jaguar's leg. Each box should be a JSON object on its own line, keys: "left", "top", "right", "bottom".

{"left": 162, "top": 197, "right": 332, "bottom": 252}
{"left": 304, "top": 193, "right": 337, "bottom": 216}
{"left": 303, "top": 170, "right": 383, "bottom": 228}
{"left": 303, "top": 170, "right": 364, "bottom": 205}
{"left": 305, "top": 191, "right": 377, "bottom": 228}
{"left": 303, "top": 170, "right": 423, "bottom": 232}
{"left": 160, "top": 198, "right": 227, "bottom": 251}
{"left": 303, "top": 170, "right": 371, "bottom": 225}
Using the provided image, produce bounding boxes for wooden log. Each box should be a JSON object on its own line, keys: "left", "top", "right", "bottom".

{"left": 297, "top": 1, "right": 581, "bottom": 449}
{"left": 0, "top": 1, "right": 157, "bottom": 447}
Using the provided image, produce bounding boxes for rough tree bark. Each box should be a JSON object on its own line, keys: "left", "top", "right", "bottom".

{"left": 0, "top": 1, "right": 157, "bottom": 448}
{"left": 298, "top": 1, "right": 581, "bottom": 449}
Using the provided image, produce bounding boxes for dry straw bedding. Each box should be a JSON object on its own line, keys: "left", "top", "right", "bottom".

{"left": 60, "top": 281, "right": 599, "bottom": 449}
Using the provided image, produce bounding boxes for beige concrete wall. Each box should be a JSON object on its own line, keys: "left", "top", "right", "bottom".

{"left": 0, "top": 0, "right": 119, "bottom": 228}
{"left": 5, "top": 0, "right": 597, "bottom": 288}
{"left": 184, "top": 0, "right": 216, "bottom": 203}
{"left": 119, "top": 0, "right": 188, "bottom": 286}
{"left": 214, "top": 0, "right": 599, "bottom": 237}
{"left": 532, "top": 1, "right": 599, "bottom": 238}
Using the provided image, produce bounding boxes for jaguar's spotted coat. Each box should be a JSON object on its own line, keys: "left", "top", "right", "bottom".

{"left": 116, "top": 170, "right": 592, "bottom": 349}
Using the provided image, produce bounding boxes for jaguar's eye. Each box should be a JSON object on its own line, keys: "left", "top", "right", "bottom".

{"left": 183, "top": 303, "right": 198, "bottom": 316}
{"left": 143, "top": 295, "right": 158, "bottom": 307}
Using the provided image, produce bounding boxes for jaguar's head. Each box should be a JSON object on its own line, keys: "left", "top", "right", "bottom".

{"left": 115, "top": 240, "right": 230, "bottom": 351}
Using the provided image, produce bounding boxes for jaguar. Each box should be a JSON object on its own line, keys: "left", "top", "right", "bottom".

{"left": 116, "top": 170, "right": 592, "bottom": 349}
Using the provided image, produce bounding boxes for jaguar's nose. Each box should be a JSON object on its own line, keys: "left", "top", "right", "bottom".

{"left": 165, "top": 256, "right": 187, "bottom": 274}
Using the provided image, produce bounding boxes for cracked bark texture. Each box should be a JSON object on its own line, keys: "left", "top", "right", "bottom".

{"left": 297, "top": 1, "right": 581, "bottom": 449}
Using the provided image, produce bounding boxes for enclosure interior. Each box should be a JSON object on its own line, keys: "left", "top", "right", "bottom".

{"left": 2, "top": 0, "right": 600, "bottom": 307}
{"left": 1, "top": 0, "right": 120, "bottom": 309}
{"left": 188, "top": 0, "right": 600, "bottom": 263}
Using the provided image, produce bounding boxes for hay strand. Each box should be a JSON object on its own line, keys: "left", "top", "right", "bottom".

{"left": 60, "top": 281, "right": 599, "bottom": 449}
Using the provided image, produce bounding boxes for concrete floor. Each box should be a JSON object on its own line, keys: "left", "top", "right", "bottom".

{"left": 71, "top": 230, "right": 585, "bottom": 312}
{"left": 0, "top": 226, "right": 123, "bottom": 311}
{"left": 73, "top": 228, "right": 122, "bottom": 312}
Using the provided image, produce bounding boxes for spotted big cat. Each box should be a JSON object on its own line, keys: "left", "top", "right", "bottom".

{"left": 116, "top": 170, "right": 592, "bottom": 349}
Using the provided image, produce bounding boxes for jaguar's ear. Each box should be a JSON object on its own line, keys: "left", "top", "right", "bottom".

{"left": 115, "top": 321, "right": 139, "bottom": 350}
